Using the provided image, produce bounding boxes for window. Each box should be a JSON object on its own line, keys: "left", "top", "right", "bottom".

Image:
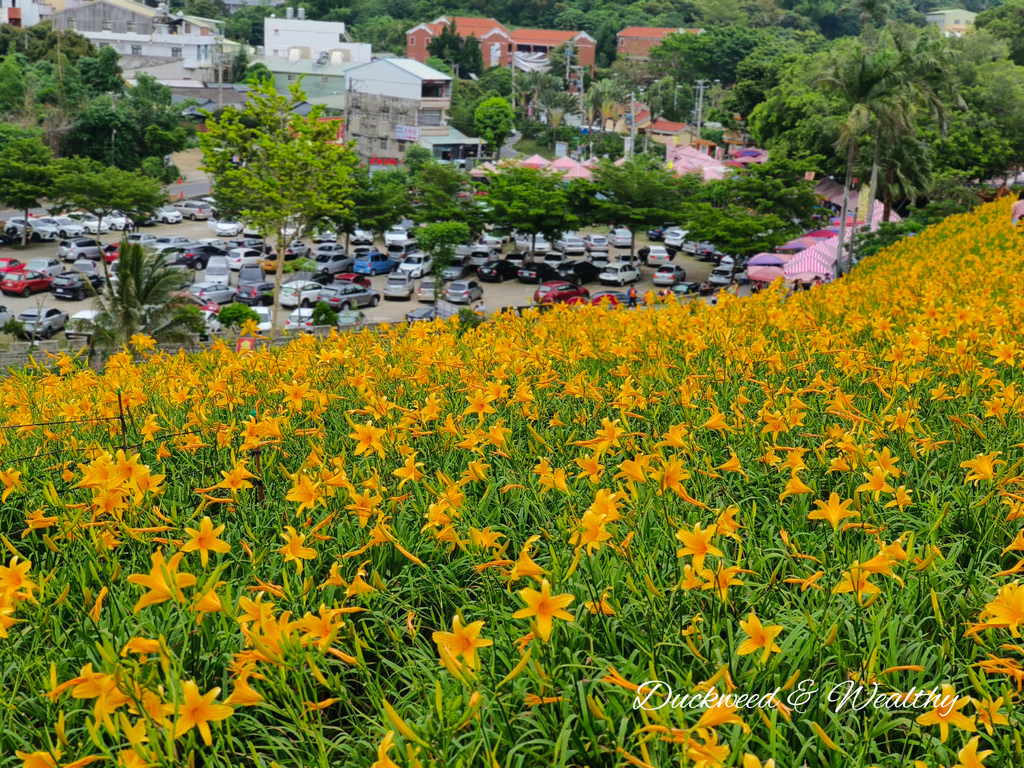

{"left": 418, "top": 109, "right": 442, "bottom": 127}
{"left": 185, "top": 23, "right": 191, "bottom": 33}
{"left": 380, "top": 138, "right": 388, "bottom": 150}
{"left": 126, "top": 21, "right": 135, "bottom": 32}
{"left": 101, "top": 19, "right": 111, "bottom": 30}
{"left": 171, "top": 47, "right": 182, "bottom": 58}
{"left": 131, "top": 45, "right": 142, "bottom": 55}
{"left": 339, "top": 33, "right": 345, "bottom": 42}
{"left": 288, "top": 74, "right": 298, "bottom": 82}
{"left": 410, "top": 37, "right": 415, "bottom": 46}
{"left": 320, "top": 76, "right": 329, "bottom": 84}
{"left": 619, "top": 38, "right": 624, "bottom": 47}
{"left": 67, "top": 17, "right": 76, "bottom": 29}
{"left": 398, "top": 142, "right": 406, "bottom": 152}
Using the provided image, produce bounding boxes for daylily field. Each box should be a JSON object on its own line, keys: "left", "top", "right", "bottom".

{"left": 3, "top": 199, "right": 1024, "bottom": 768}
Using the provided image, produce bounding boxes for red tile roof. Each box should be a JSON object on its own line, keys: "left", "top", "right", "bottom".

{"left": 510, "top": 28, "right": 580, "bottom": 45}
{"left": 649, "top": 118, "right": 687, "bottom": 133}
{"left": 429, "top": 16, "right": 509, "bottom": 38}
{"left": 617, "top": 26, "right": 682, "bottom": 39}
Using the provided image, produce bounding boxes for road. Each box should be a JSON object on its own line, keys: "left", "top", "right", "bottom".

{"left": 0, "top": 218, "right": 725, "bottom": 338}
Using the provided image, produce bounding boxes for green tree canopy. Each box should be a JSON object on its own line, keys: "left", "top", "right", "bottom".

{"left": 484, "top": 164, "right": 577, "bottom": 251}
{"left": 474, "top": 97, "right": 515, "bottom": 156}
{"left": 0, "top": 135, "right": 56, "bottom": 246}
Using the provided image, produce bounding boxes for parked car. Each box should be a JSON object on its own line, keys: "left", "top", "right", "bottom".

{"left": 456, "top": 245, "right": 497, "bottom": 269}
{"left": 641, "top": 246, "right": 673, "bottom": 266}
{"left": 350, "top": 228, "right": 375, "bottom": 245}
{"left": 384, "top": 272, "right": 415, "bottom": 300}
{"left": 664, "top": 228, "right": 688, "bottom": 251}
{"left": 442, "top": 258, "right": 470, "bottom": 281}
{"left": 599, "top": 262, "right": 641, "bottom": 285}
{"left": 555, "top": 260, "right": 601, "bottom": 285}
{"left": 387, "top": 242, "right": 420, "bottom": 262}
{"left": 318, "top": 282, "right": 380, "bottom": 310}
{"left": 335, "top": 273, "right": 372, "bottom": 289}
{"left": 406, "top": 305, "right": 439, "bottom": 323}
{"left": 353, "top": 251, "right": 395, "bottom": 276}
{"left": 384, "top": 227, "right": 413, "bottom": 247}
{"left": 514, "top": 232, "right": 551, "bottom": 252}
{"left": 284, "top": 308, "right": 316, "bottom": 333}
{"left": 336, "top": 309, "right": 367, "bottom": 331}
{"left": 554, "top": 234, "right": 587, "bottom": 255}
{"left": 477, "top": 259, "right": 518, "bottom": 282}
{"left": 53, "top": 216, "right": 87, "bottom": 238}
{"left": 173, "top": 200, "right": 212, "bottom": 220}
{"left": 3, "top": 218, "right": 31, "bottom": 238}
{"left": 608, "top": 228, "right": 633, "bottom": 248}
{"left": 24, "top": 218, "right": 64, "bottom": 241}
{"left": 57, "top": 238, "right": 102, "bottom": 262}
{"left": 417, "top": 276, "right": 444, "bottom": 302}
{"left": 155, "top": 206, "right": 183, "bottom": 224}
{"left": 313, "top": 242, "right": 346, "bottom": 258}
{"left": 175, "top": 244, "right": 223, "bottom": 271}
{"left": 670, "top": 281, "right": 703, "bottom": 300}
{"left": 587, "top": 251, "right": 612, "bottom": 269}
{"left": 248, "top": 306, "right": 273, "bottom": 333}
{"left": 101, "top": 244, "right": 120, "bottom": 263}
{"left": 25, "top": 258, "right": 64, "bottom": 277}
{"left": 51, "top": 271, "right": 102, "bottom": 301}
{"left": 646, "top": 223, "right": 677, "bottom": 242}
{"left": 214, "top": 220, "right": 245, "bottom": 237}
{"left": 227, "top": 248, "right": 265, "bottom": 271}
{"left": 205, "top": 257, "right": 232, "bottom": 286}
{"left": 397, "top": 253, "right": 432, "bottom": 278}
{"left": 284, "top": 240, "right": 311, "bottom": 259}
{"left": 72, "top": 213, "right": 109, "bottom": 235}
{"left": 278, "top": 280, "right": 322, "bottom": 308}
{"left": 542, "top": 251, "right": 568, "bottom": 269}
{"left": 517, "top": 262, "right": 558, "bottom": 284}
{"left": 187, "top": 281, "right": 237, "bottom": 305}
{"left": 1, "top": 270, "right": 52, "bottom": 297}
{"left": 586, "top": 291, "right": 631, "bottom": 307}
{"left": 709, "top": 263, "right": 736, "bottom": 287}
{"left": 71, "top": 260, "right": 102, "bottom": 281}
{"left": 0, "top": 304, "right": 11, "bottom": 327}
{"left": 444, "top": 279, "right": 483, "bottom": 304}
{"left": 235, "top": 281, "right": 275, "bottom": 306}
{"left": 652, "top": 264, "right": 688, "bottom": 286}
{"left": 106, "top": 211, "right": 134, "bottom": 231}
{"left": 0, "top": 258, "right": 24, "bottom": 274}
{"left": 534, "top": 281, "right": 589, "bottom": 304}
{"left": 582, "top": 234, "right": 610, "bottom": 253}
{"left": 478, "top": 231, "right": 506, "bottom": 248}
{"left": 505, "top": 250, "right": 531, "bottom": 267}
{"left": 64, "top": 309, "right": 99, "bottom": 340}
{"left": 17, "top": 307, "right": 68, "bottom": 339}
{"left": 226, "top": 237, "right": 267, "bottom": 252}
{"left": 127, "top": 233, "right": 158, "bottom": 247}
{"left": 311, "top": 251, "right": 354, "bottom": 276}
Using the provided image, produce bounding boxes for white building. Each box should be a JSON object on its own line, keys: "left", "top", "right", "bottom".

{"left": 263, "top": 8, "right": 371, "bottom": 63}
{"left": 0, "top": 0, "right": 52, "bottom": 27}
{"left": 53, "top": 0, "right": 224, "bottom": 81}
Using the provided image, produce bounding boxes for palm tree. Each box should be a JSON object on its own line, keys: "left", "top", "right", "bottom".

{"left": 539, "top": 89, "right": 579, "bottom": 149}
{"left": 876, "top": 135, "right": 932, "bottom": 222}
{"left": 587, "top": 78, "right": 627, "bottom": 133}
{"left": 90, "top": 241, "right": 198, "bottom": 349}
{"left": 514, "top": 71, "right": 558, "bottom": 120}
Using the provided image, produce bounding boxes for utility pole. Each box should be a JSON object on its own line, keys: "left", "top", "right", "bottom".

{"left": 217, "top": 45, "right": 224, "bottom": 109}
{"left": 693, "top": 79, "right": 708, "bottom": 146}
{"left": 629, "top": 90, "right": 635, "bottom": 159}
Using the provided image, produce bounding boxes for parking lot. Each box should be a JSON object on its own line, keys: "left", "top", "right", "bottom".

{"left": 0, "top": 217, "right": 722, "bottom": 331}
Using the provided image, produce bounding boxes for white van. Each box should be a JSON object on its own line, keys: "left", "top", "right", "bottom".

{"left": 65, "top": 310, "right": 100, "bottom": 341}
{"left": 205, "top": 256, "right": 231, "bottom": 286}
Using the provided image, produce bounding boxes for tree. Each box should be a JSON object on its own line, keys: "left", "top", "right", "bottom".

{"left": 460, "top": 35, "right": 484, "bottom": 78}
{"left": 200, "top": 80, "right": 359, "bottom": 337}
{"left": 427, "top": 21, "right": 463, "bottom": 74}
{"left": 90, "top": 242, "right": 195, "bottom": 349}
{"left": 0, "top": 53, "right": 25, "bottom": 114}
{"left": 418, "top": 221, "right": 471, "bottom": 298}
{"left": 411, "top": 161, "right": 483, "bottom": 235}
{"left": 230, "top": 48, "right": 250, "bottom": 84}
{"left": 484, "top": 164, "right": 577, "bottom": 253}
{"left": 591, "top": 156, "right": 686, "bottom": 262}
{"left": 650, "top": 26, "right": 770, "bottom": 86}
{"left": 538, "top": 89, "right": 578, "bottom": 149}
{"left": 682, "top": 203, "right": 794, "bottom": 257}
{"left": 474, "top": 97, "right": 515, "bottom": 157}
{"left": 78, "top": 45, "right": 124, "bottom": 96}
{"left": 52, "top": 157, "right": 165, "bottom": 263}
{"left": 244, "top": 62, "right": 274, "bottom": 86}
{"left": 0, "top": 136, "right": 55, "bottom": 246}
{"left": 217, "top": 302, "right": 259, "bottom": 329}
{"left": 711, "top": 156, "right": 822, "bottom": 231}
{"left": 403, "top": 145, "right": 433, "bottom": 174}
{"left": 872, "top": 134, "right": 932, "bottom": 222}
{"left": 976, "top": 0, "right": 1024, "bottom": 66}
{"left": 331, "top": 166, "right": 410, "bottom": 248}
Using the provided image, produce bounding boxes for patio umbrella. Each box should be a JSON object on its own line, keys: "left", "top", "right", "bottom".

{"left": 747, "top": 253, "right": 789, "bottom": 267}
{"left": 748, "top": 265, "right": 785, "bottom": 282}
{"left": 803, "top": 229, "right": 838, "bottom": 239}
{"left": 777, "top": 238, "right": 816, "bottom": 251}
{"left": 735, "top": 148, "right": 763, "bottom": 157}
{"left": 521, "top": 154, "right": 550, "bottom": 168}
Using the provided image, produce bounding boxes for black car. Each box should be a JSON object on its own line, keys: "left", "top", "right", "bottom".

{"left": 477, "top": 259, "right": 518, "bottom": 282}
{"left": 177, "top": 244, "right": 225, "bottom": 270}
{"left": 51, "top": 272, "right": 103, "bottom": 301}
{"left": 405, "top": 305, "right": 438, "bottom": 323}
{"left": 235, "top": 281, "right": 275, "bottom": 306}
{"left": 556, "top": 260, "right": 602, "bottom": 285}
{"left": 517, "top": 262, "right": 559, "bottom": 284}
{"left": 646, "top": 222, "right": 677, "bottom": 242}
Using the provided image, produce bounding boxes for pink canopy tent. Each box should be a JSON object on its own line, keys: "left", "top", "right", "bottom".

{"left": 748, "top": 265, "right": 786, "bottom": 282}
{"left": 777, "top": 238, "right": 817, "bottom": 252}
{"left": 564, "top": 164, "right": 592, "bottom": 180}
{"left": 549, "top": 156, "right": 579, "bottom": 170}
{"left": 747, "top": 253, "right": 792, "bottom": 267}
{"left": 469, "top": 161, "right": 497, "bottom": 178}
{"left": 784, "top": 239, "right": 837, "bottom": 282}
{"left": 521, "top": 154, "right": 551, "bottom": 168}
{"left": 803, "top": 229, "right": 838, "bottom": 239}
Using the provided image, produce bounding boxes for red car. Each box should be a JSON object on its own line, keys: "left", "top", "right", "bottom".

{"left": 335, "top": 272, "right": 371, "bottom": 288}
{"left": 1, "top": 269, "right": 53, "bottom": 297}
{"left": 534, "top": 281, "right": 589, "bottom": 305}
{"left": 566, "top": 290, "right": 639, "bottom": 308}
{"left": 0, "top": 258, "right": 24, "bottom": 273}
{"left": 102, "top": 244, "right": 120, "bottom": 263}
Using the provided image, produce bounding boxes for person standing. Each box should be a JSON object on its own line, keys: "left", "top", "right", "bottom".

{"left": 1013, "top": 190, "right": 1024, "bottom": 227}
{"left": 628, "top": 284, "right": 638, "bottom": 308}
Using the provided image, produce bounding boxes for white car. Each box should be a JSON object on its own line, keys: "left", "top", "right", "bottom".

{"left": 608, "top": 228, "right": 633, "bottom": 248}
{"left": 72, "top": 213, "right": 109, "bottom": 235}
{"left": 582, "top": 234, "right": 609, "bottom": 252}
{"left": 599, "top": 261, "right": 640, "bottom": 285}
{"left": 384, "top": 228, "right": 413, "bottom": 247}
{"left": 285, "top": 308, "right": 317, "bottom": 332}
{"left": 351, "top": 228, "right": 374, "bottom": 245}
{"left": 155, "top": 206, "right": 183, "bottom": 224}
{"left": 398, "top": 252, "right": 433, "bottom": 278}
{"left": 52, "top": 217, "right": 87, "bottom": 238}
{"left": 213, "top": 220, "right": 245, "bottom": 237}
{"left": 514, "top": 232, "right": 551, "bottom": 252}
{"left": 311, "top": 228, "right": 338, "bottom": 243}
{"left": 24, "top": 258, "right": 64, "bottom": 277}
{"left": 203, "top": 310, "right": 223, "bottom": 334}
{"left": 278, "top": 280, "right": 322, "bottom": 308}
{"left": 23, "top": 218, "right": 63, "bottom": 241}
{"left": 644, "top": 246, "right": 673, "bottom": 266}
{"left": 205, "top": 256, "right": 232, "bottom": 286}
{"left": 251, "top": 306, "right": 273, "bottom": 333}
{"left": 479, "top": 231, "right": 505, "bottom": 248}
{"left": 197, "top": 238, "right": 227, "bottom": 250}
{"left": 227, "top": 248, "right": 264, "bottom": 271}
{"left": 664, "top": 228, "right": 688, "bottom": 250}
{"left": 555, "top": 234, "right": 587, "bottom": 255}
{"left": 65, "top": 309, "right": 100, "bottom": 341}
{"left": 154, "top": 236, "right": 191, "bottom": 248}
{"left": 127, "top": 233, "right": 158, "bottom": 247}
{"left": 106, "top": 211, "right": 134, "bottom": 231}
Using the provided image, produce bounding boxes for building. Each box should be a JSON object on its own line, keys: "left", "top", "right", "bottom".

{"left": 255, "top": 56, "right": 360, "bottom": 111}
{"left": 616, "top": 27, "right": 702, "bottom": 60}
{"left": 223, "top": 0, "right": 283, "bottom": 13}
{"left": 0, "top": 0, "right": 52, "bottom": 27}
{"left": 53, "top": 0, "right": 223, "bottom": 81}
{"left": 925, "top": 9, "right": 976, "bottom": 36}
{"left": 345, "top": 58, "right": 481, "bottom": 164}
{"left": 406, "top": 15, "right": 596, "bottom": 75}
{"left": 263, "top": 8, "right": 370, "bottom": 63}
